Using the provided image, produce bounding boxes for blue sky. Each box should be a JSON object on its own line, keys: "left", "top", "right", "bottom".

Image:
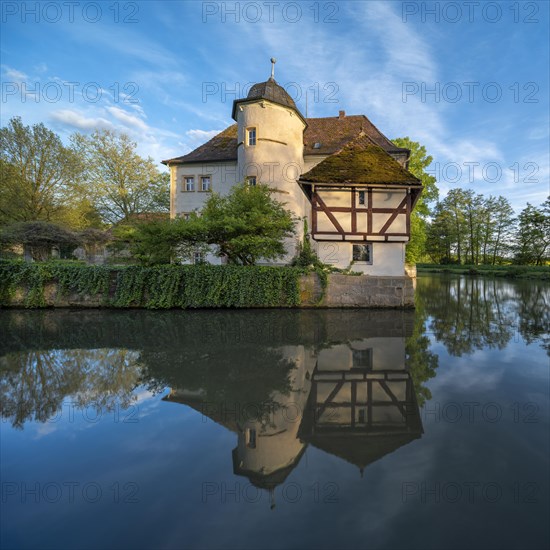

{"left": 1, "top": 0, "right": 549, "bottom": 213}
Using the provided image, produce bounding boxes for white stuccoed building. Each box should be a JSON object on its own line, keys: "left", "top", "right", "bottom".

{"left": 162, "top": 63, "right": 422, "bottom": 276}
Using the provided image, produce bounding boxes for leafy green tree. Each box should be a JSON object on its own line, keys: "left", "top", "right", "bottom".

{"left": 427, "top": 190, "right": 517, "bottom": 265}
{"left": 200, "top": 183, "right": 296, "bottom": 265}
{"left": 514, "top": 198, "right": 550, "bottom": 265}
{"left": 392, "top": 137, "right": 439, "bottom": 263}
{"left": 0, "top": 117, "right": 82, "bottom": 225}
{"left": 128, "top": 183, "right": 295, "bottom": 266}
{"left": 481, "top": 196, "right": 515, "bottom": 264}
{"left": 425, "top": 202, "right": 456, "bottom": 263}
{"left": 72, "top": 130, "right": 168, "bottom": 224}
{"left": 129, "top": 215, "right": 207, "bottom": 265}
{"left": 0, "top": 221, "right": 81, "bottom": 261}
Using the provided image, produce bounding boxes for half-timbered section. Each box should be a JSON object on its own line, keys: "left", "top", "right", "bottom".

{"left": 299, "top": 135, "right": 422, "bottom": 275}
{"left": 299, "top": 335, "right": 423, "bottom": 472}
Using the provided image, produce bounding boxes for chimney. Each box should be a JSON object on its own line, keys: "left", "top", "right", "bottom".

{"left": 339, "top": 110, "right": 346, "bottom": 118}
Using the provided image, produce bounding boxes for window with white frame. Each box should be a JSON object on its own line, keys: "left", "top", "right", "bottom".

{"left": 200, "top": 176, "right": 211, "bottom": 191}
{"left": 247, "top": 176, "right": 257, "bottom": 186}
{"left": 193, "top": 250, "right": 205, "bottom": 264}
{"left": 247, "top": 127, "right": 256, "bottom": 146}
{"left": 183, "top": 176, "right": 195, "bottom": 192}
{"left": 353, "top": 243, "right": 373, "bottom": 264}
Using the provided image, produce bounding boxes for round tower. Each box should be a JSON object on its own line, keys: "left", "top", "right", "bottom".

{"left": 232, "top": 60, "right": 308, "bottom": 261}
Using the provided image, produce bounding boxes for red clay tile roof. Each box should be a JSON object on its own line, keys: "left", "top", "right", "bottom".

{"left": 162, "top": 114, "right": 408, "bottom": 165}
{"left": 299, "top": 134, "right": 421, "bottom": 186}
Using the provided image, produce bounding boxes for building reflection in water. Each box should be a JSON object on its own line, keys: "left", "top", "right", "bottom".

{"left": 163, "top": 330, "right": 423, "bottom": 504}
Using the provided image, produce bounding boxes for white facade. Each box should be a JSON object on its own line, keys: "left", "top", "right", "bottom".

{"left": 166, "top": 77, "right": 420, "bottom": 275}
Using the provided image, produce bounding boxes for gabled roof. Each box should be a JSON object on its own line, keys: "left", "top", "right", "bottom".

{"left": 161, "top": 114, "right": 409, "bottom": 165}
{"left": 303, "top": 115, "right": 407, "bottom": 156}
{"left": 299, "top": 134, "right": 421, "bottom": 186}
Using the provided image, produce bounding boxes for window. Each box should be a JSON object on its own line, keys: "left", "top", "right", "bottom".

{"left": 353, "top": 244, "right": 372, "bottom": 264}
{"left": 358, "top": 191, "right": 365, "bottom": 205}
{"left": 246, "top": 428, "right": 256, "bottom": 449}
{"left": 183, "top": 176, "right": 195, "bottom": 192}
{"left": 179, "top": 212, "right": 191, "bottom": 220}
{"left": 200, "top": 176, "right": 211, "bottom": 191}
{"left": 247, "top": 127, "right": 256, "bottom": 146}
{"left": 247, "top": 176, "right": 257, "bottom": 186}
{"left": 313, "top": 142, "right": 321, "bottom": 149}
{"left": 353, "top": 348, "right": 373, "bottom": 369}
{"left": 193, "top": 250, "right": 205, "bottom": 264}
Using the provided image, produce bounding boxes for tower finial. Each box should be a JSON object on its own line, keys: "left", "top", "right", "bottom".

{"left": 270, "top": 57, "right": 276, "bottom": 80}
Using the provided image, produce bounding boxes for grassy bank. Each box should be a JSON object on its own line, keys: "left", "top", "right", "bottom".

{"left": 416, "top": 263, "right": 550, "bottom": 280}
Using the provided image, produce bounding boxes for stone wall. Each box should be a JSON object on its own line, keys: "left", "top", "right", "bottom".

{"left": 300, "top": 274, "right": 415, "bottom": 308}
{"left": 3, "top": 273, "right": 415, "bottom": 309}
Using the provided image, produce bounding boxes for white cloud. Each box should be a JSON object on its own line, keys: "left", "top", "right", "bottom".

{"left": 186, "top": 128, "right": 220, "bottom": 142}
{"left": 2, "top": 65, "right": 28, "bottom": 82}
{"left": 106, "top": 106, "right": 149, "bottom": 131}
{"left": 50, "top": 109, "right": 114, "bottom": 131}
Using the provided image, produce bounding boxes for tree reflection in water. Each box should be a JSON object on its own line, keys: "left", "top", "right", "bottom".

{"left": 0, "top": 348, "right": 143, "bottom": 429}
{"left": 416, "top": 275, "right": 550, "bottom": 356}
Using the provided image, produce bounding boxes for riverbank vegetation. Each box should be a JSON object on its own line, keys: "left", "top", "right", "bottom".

{"left": 417, "top": 263, "right": 550, "bottom": 280}
{"left": 0, "top": 261, "right": 304, "bottom": 308}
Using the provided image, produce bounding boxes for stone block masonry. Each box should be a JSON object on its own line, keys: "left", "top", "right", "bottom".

{"left": 300, "top": 274, "right": 415, "bottom": 308}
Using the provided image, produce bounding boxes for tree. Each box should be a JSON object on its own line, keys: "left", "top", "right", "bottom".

{"left": 129, "top": 216, "right": 207, "bottom": 266}
{"left": 514, "top": 198, "right": 550, "bottom": 265}
{"left": 425, "top": 202, "right": 455, "bottom": 263}
{"left": 200, "top": 183, "right": 296, "bottom": 265}
{"left": 0, "top": 221, "right": 81, "bottom": 261}
{"left": 392, "top": 137, "right": 439, "bottom": 263}
{"left": 482, "top": 196, "right": 515, "bottom": 264}
{"left": 0, "top": 117, "right": 82, "bottom": 225}
{"left": 129, "top": 183, "right": 296, "bottom": 266}
{"left": 72, "top": 130, "right": 168, "bottom": 224}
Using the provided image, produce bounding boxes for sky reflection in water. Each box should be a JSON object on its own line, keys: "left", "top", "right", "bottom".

{"left": 1, "top": 275, "right": 548, "bottom": 550}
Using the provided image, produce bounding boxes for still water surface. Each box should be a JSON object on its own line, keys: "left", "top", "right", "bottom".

{"left": 1, "top": 275, "right": 549, "bottom": 550}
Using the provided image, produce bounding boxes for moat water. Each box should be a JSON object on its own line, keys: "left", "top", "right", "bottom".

{"left": 1, "top": 275, "right": 548, "bottom": 550}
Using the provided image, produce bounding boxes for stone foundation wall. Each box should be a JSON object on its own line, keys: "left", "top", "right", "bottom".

{"left": 3, "top": 273, "right": 416, "bottom": 309}
{"left": 300, "top": 274, "right": 415, "bottom": 308}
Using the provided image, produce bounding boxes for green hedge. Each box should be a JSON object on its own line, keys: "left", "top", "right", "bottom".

{"left": 0, "top": 261, "right": 304, "bottom": 308}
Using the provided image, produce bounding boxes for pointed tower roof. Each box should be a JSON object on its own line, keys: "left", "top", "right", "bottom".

{"left": 231, "top": 58, "right": 306, "bottom": 123}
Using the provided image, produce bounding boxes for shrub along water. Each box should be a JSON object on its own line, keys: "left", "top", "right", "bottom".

{"left": 0, "top": 261, "right": 303, "bottom": 308}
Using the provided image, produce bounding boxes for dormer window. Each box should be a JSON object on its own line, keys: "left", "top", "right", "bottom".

{"left": 313, "top": 142, "right": 321, "bottom": 149}
{"left": 247, "top": 127, "right": 256, "bottom": 146}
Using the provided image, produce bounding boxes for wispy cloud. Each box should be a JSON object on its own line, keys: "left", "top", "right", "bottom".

{"left": 50, "top": 109, "right": 114, "bottom": 131}
{"left": 2, "top": 65, "right": 28, "bottom": 82}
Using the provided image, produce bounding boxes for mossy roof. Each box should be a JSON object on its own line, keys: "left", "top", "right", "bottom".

{"left": 299, "top": 135, "right": 421, "bottom": 186}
